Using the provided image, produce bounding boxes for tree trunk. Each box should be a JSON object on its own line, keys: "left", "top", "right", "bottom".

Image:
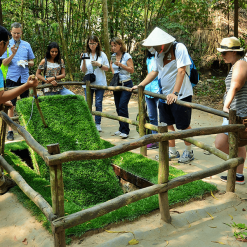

{"left": 53, "top": 0, "right": 74, "bottom": 81}
{"left": 102, "top": 0, "right": 111, "bottom": 62}
{"left": 0, "top": 0, "right": 3, "bottom": 25}
{"left": 234, "top": 0, "right": 238, "bottom": 37}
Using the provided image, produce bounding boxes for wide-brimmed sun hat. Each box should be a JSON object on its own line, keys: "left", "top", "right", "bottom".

{"left": 217, "top": 37, "right": 244, "bottom": 52}
{"left": 142, "top": 27, "right": 176, "bottom": 47}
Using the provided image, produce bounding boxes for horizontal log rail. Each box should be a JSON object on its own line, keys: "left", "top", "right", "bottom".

{"left": 51, "top": 157, "right": 243, "bottom": 233}
{"left": 45, "top": 124, "right": 245, "bottom": 166}
{"left": 11, "top": 116, "right": 19, "bottom": 121}
{"left": 183, "top": 137, "right": 228, "bottom": 161}
{"left": 143, "top": 90, "right": 229, "bottom": 118}
{"left": 0, "top": 112, "right": 49, "bottom": 160}
{"left": 6, "top": 82, "right": 86, "bottom": 90}
{"left": 93, "top": 111, "right": 159, "bottom": 132}
{"left": 0, "top": 155, "right": 56, "bottom": 221}
{"left": 6, "top": 82, "right": 228, "bottom": 119}
{"left": 92, "top": 111, "right": 138, "bottom": 126}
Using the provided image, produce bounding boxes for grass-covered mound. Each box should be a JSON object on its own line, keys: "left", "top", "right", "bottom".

{"left": 7, "top": 95, "right": 217, "bottom": 238}
{"left": 16, "top": 95, "right": 122, "bottom": 207}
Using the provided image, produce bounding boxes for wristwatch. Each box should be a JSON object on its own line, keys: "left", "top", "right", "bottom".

{"left": 99, "top": 64, "right": 103, "bottom": 68}
{"left": 173, "top": 92, "right": 179, "bottom": 96}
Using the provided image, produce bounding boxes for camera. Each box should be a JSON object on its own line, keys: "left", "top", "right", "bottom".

{"left": 81, "top": 53, "right": 90, "bottom": 60}
{"left": 15, "top": 40, "right": 20, "bottom": 48}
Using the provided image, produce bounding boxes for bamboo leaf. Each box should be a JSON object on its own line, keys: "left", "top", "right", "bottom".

{"left": 211, "top": 191, "right": 218, "bottom": 200}
{"left": 211, "top": 241, "right": 226, "bottom": 245}
{"left": 207, "top": 212, "right": 214, "bottom": 219}
{"left": 128, "top": 239, "right": 139, "bottom": 245}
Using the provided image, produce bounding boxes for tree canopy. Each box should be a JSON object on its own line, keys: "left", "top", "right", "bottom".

{"left": 1, "top": 0, "right": 246, "bottom": 83}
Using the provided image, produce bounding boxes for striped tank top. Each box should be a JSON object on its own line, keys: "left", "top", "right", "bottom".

{"left": 224, "top": 57, "right": 247, "bottom": 117}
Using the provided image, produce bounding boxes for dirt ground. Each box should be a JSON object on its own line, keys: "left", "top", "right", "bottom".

{"left": 1, "top": 95, "right": 247, "bottom": 247}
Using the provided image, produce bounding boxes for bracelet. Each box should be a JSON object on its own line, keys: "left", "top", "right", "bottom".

{"left": 99, "top": 64, "right": 103, "bottom": 68}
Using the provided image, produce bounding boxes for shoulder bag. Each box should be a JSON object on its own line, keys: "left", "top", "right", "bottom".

{"left": 110, "top": 53, "right": 125, "bottom": 86}
{"left": 83, "top": 54, "right": 98, "bottom": 83}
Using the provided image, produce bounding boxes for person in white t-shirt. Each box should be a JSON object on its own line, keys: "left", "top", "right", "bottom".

{"left": 132, "top": 27, "right": 194, "bottom": 163}
{"left": 110, "top": 37, "right": 134, "bottom": 139}
{"left": 81, "top": 35, "right": 109, "bottom": 132}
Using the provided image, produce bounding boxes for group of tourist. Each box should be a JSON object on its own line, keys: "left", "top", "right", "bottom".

{"left": 0, "top": 22, "right": 246, "bottom": 195}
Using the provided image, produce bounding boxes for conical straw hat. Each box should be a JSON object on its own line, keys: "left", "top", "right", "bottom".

{"left": 142, "top": 27, "right": 175, "bottom": 46}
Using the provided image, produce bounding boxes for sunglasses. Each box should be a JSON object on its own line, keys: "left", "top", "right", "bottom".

{"left": 221, "top": 52, "right": 227, "bottom": 56}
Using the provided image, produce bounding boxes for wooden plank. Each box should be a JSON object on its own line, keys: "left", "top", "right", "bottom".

{"left": 111, "top": 164, "right": 154, "bottom": 188}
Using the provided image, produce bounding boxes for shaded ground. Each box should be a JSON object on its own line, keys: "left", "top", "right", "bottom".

{"left": 1, "top": 95, "right": 247, "bottom": 247}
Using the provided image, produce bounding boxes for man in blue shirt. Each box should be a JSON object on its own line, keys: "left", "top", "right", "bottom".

{"left": 0, "top": 25, "right": 39, "bottom": 194}
{"left": 1, "top": 22, "right": 35, "bottom": 141}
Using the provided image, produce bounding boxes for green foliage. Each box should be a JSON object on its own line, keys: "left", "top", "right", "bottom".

{"left": 1, "top": 0, "right": 213, "bottom": 82}
{"left": 228, "top": 222, "right": 247, "bottom": 240}
{"left": 8, "top": 95, "right": 217, "bottom": 237}
{"left": 194, "top": 76, "right": 226, "bottom": 97}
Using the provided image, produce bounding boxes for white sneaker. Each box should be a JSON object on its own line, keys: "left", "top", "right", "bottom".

{"left": 114, "top": 131, "right": 121, "bottom": 135}
{"left": 96, "top": 124, "right": 102, "bottom": 132}
{"left": 119, "top": 133, "right": 128, "bottom": 139}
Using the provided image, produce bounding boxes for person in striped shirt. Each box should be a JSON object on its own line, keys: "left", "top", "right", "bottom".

{"left": 215, "top": 37, "right": 247, "bottom": 185}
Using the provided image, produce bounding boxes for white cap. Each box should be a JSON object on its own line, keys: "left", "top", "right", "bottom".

{"left": 142, "top": 27, "right": 176, "bottom": 46}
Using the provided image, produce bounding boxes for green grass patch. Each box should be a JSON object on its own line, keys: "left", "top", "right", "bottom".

{"left": 4, "top": 94, "right": 217, "bottom": 238}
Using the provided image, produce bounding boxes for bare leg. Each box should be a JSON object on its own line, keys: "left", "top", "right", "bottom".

{"left": 215, "top": 133, "right": 246, "bottom": 174}
{"left": 168, "top": 125, "right": 192, "bottom": 147}
{"left": 184, "top": 125, "right": 192, "bottom": 146}
{"left": 167, "top": 125, "right": 175, "bottom": 147}
{"left": 8, "top": 106, "right": 14, "bottom": 132}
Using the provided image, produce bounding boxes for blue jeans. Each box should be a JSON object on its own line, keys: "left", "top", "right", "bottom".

{"left": 113, "top": 80, "right": 133, "bottom": 135}
{"left": 145, "top": 97, "right": 159, "bottom": 134}
{"left": 84, "top": 88, "right": 104, "bottom": 124}
{"left": 44, "top": 87, "right": 75, "bottom": 96}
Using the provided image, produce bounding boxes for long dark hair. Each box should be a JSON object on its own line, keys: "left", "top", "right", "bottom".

{"left": 86, "top": 35, "right": 102, "bottom": 58}
{"left": 45, "top": 42, "right": 61, "bottom": 63}
{"left": 146, "top": 50, "right": 155, "bottom": 59}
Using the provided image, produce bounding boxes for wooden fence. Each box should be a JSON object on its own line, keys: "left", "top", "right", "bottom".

{"left": 0, "top": 81, "right": 245, "bottom": 246}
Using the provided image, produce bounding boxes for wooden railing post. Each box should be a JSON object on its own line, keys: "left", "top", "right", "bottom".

{"left": 47, "top": 143, "right": 66, "bottom": 247}
{"left": 158, "top": 122, "right": 171, "bottom": 223}
{"left": 138, "top": 85, "right": 147, "bottom": 156}
{"left": 226, "top": 109, "right": 238, "bottom": 192}
{"left": 33, "top": 87, "right": 48, "bottom": 128}
{"left": 86, "top": 81, "right": 92, "bottom": 113}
